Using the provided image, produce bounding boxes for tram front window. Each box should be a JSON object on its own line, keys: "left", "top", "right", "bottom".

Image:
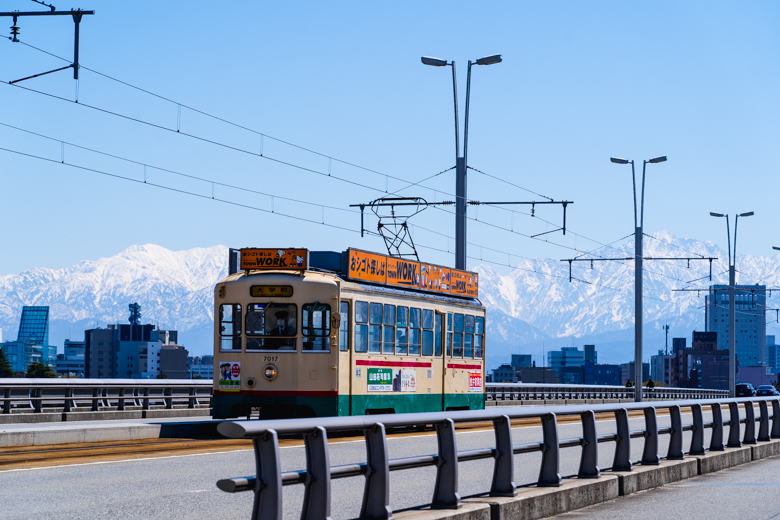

{"left": 245, "top": 303, "right": 297, "bottom": 351}
{"left": 219, "top": 304, "right": 242, "bottom": 351}
{"left": 302, "top": 303, "right": 331, "bottom": 351}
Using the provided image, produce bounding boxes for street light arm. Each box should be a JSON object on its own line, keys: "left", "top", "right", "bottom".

{"left": 726, "top": 214, "right": 732, "bottom": 266}
{"left": 464, "top": 60, "right": 472, "bottom": 166}
{"left": 631, "top": 160, "right": 637, "bottom": 229}
{"left": 734, "top": 214, "right": 739, "bottom": 267}
{"left": 640, "top": 160, "right": 647, "bottom": 228}
{"left": 451, "top": 61, "right": 460, "bottom": 159}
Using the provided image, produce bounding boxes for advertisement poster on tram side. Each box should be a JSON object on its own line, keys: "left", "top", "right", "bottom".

{"left": 386, "top": 258, "right": 421, "bottom": 289}
{"left": 419, "top": 263, "right": 451, "bottom": 294}
{"left": 218, "top": 361, "right": 241, "bottom": 391}
{"left": 450, "top": 269, "right": 479, "bottom": 298}
{"left": 241, "top": 248, "right": 308, "bottom": 270}
{"left": 469, "top": 372, "right": 483, "bottom": 392}
{"left": 367, "top": 368, "right": 417, "bottom": 392}
{"left": 348, "top": 249, "right": 387, "bottom": 284}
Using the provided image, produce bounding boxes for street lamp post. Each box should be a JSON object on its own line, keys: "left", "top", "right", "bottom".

{"left": 422, "top": 54, "right": 502, "bottom": 270}
{"left": 710, "top": 211, "right": 754, "bottom": 397}
{"left": 610, "top": 155, "right": 667, "bottom": 402}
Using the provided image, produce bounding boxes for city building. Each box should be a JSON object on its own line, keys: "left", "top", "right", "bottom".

{"left": 1, "top": 306, "right": 57, "bottom": 374}
{"left": 650, "top": 350, "right": 674, "bottom": 385}
{"left": 590, "top": 364, "right": 622, "bottom": 386}
{"left": 159, "top": 345, "right": 189, "bottom": 379}
{"left": 516, "top": 367, "right": 558, "bottom": 383}
{"left": 547, "top": 347, "right": 585, "bottom": 380}
{"left": 491, "top": 364, "right": 516, "bottom": 383}
{"left": 583, "top": 345, "right": 597, "bottom": 384}
{"left": 56, "top": 340, "right": 85, "bottom": 377}
{"left": 620, "top": 362, "right": 650, "bottom": 385}
{"left": 670, "top": 331, "right": 729, "bottom": 389}
{"left": 767, "top": 336, "right": 778, "bottom": 373}
{"left": 705, "top": 284, "right": 766, "bottom": 367}
{"left": 189, "top": 355, "right": 214, "bottom": 379}
{"left": 511, "top": 354, "right": 533, "bottom": 369}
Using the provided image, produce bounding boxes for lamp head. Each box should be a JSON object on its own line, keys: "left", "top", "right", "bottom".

{"left": 610, "top": 157, "right": 630, "bottom": 164}
{"left": 739, "top": 211, "right": 755, "bottom": 217}
{"left": 421, "top": 56, "right": 448, "bottom": 67}
{"left": 773, "top": 246, "right": 780, "bottom": 251}
{"left": 647, "top": 156, "right": 667, "bottom": 164}
{"left": 710, "top": 212, "right": 725, "bottom": 218}
{"left": 475, "top": 54, "right": 502, "bottom": 65}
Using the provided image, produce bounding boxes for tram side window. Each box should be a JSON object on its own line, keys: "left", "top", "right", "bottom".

{"left": 339, "top": 302, "right": 350, "bottom": 352}
{"left": 464, "top": 315, "right": 475, "bottom": 358}
{"left": 446, "top": 312, "right": 453, "bottom": 357}
{"left": 474, "top": 316, "right": 484, "bottom": 359}
{"left": 409, "top": 308, "right": 421, "bottom": 356}
{"left": 434, "top": 313, "right": 442, "bottom": 357}
{"left": 246, "top": 303, "right": 297, "bottom": 351}
{"left": 355, "top": 301, "right": 368, "bottom": 353}
{"left": 369, "top": 303, "right": 382, "bottom": 354}
{"left": 453, "top": 313, "right": 464, "bottom": 358}
{"left": 421, "top": 309, "right": 433, "bottom": 356}
{"left": 302, "top": 303, "right": 331, "bottom": 351}
{"left": 396, "top": 306, "right": 408, "bottom": 355}
{"left": 219, "top": 304, "right": 242, "bottom": 351}
{"left": 383, "top": 304, "right": 395, "bottom": 355}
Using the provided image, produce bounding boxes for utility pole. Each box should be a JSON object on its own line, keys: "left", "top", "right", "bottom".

{"left": 710, "top": 211, "right": 754, "bottom": 397}
{"left": 421, "top": 54, "right": 502, "bottom": 270}
{"left": 1, "top": 6, "right": 95, "bottom": 83}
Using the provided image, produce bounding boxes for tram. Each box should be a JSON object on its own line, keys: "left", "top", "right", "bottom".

{"left": 212, "top": 247, "right": 485, "bottom": 419}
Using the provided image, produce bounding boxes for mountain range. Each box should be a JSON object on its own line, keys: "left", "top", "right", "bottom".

{"left": 2, "top": 232, "right": 779, "bottom": 367}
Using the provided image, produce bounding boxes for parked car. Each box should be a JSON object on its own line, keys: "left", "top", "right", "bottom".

{"left": 735, "top": 383, "right": 756, "bottom": 397}
{"left": 756, "top": 385, "right": 779, "bottom": 396}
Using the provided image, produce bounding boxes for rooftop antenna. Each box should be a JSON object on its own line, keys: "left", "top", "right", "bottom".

{"left": 1, "top": 2, "right": 95, "bottom": 83}
{"left": 663, "top": 324, "right": 670, "bottom": 355}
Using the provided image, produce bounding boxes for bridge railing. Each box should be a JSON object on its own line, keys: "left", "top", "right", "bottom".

{"left": 217, "top": 396, "right": 780, "bottom": 520}
{"left": 0, "top": 378, "right": 212, "bottom": 413}
{"left": 485, "top": 382, "right": 728, "bottom": 401}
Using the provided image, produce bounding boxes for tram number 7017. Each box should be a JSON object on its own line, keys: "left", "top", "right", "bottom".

{"left": 262, "top": 356, "right": 279, "bottom": 362}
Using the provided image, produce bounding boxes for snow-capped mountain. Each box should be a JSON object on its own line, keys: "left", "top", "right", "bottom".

{"left": 1, "top": 233, "right": 778, "bottom": 364}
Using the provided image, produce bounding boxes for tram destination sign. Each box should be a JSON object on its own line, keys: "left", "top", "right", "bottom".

{"left": 241, "top": 248, "right": 309, "bottom": 271}
{"left": 348, "top": 248, "right": 478, "bottom": 298}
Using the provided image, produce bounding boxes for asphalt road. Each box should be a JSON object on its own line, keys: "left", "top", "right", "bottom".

{"left": 0, "top": 410, "right": 721, "bottom": 520}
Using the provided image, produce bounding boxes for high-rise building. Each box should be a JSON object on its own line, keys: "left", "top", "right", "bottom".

{"left": 1, "top": 306, "right": 56, "bottom": 373}
{"left": 620, "top": 362, "right": 650, "bottom": 385}
{"left": 705, "top": 284, "right": 766, "bottom": 367}
{"left": 767, "top": 336, "right": 778, "bottom": 373}
{"left": 650, "top": 350, "right": 674, "bottom": 385}
{"left": 547, "top": 347, "right": 585, "bottom": 380}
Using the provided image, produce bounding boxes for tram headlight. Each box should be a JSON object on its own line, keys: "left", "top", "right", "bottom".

{"left": 263, "top": 364, "right": 278, "bottom": 381}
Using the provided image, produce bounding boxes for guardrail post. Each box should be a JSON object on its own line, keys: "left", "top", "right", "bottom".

{"left": 690, "top": 404, "right": 705, "bottom": 455}
{"left": 641, "top": 407, "right": 660, "bottom": 465}
{"left": 432, "top": 418, "right": 461, "bottom": 509}
{"left": 490, "top": 415, "right": 516, "bottom": 496}
{"left": 2, "top": 388, "right": 9, "bottom": 414}
{"left": 667, "top": 405, "right": 684, "bottom": 460}
{"left": 743, "top": 401, "right": 756, "bottom": 445}
{"left": 727, "top": 402, "right": 742, "bottom": 448}
{"left": 142, "top": 387, "right": 150, "bottom": 410}
{"left": 758, "top": 400, "right": 770, "bottom": 442}
{"left": 164, "top": 388, "right": 173, "bottom": 410}
{"left": 189, "top": 387, "right": 197, "bottom": 409}
{"left": 710, "top": 403, "right": 724, "bottom": 451}
{"left": 361, "top": 423, "right": 392, "bottom": 519}
{"left": 117, "top": 387, "right": 125, "bottom": 411}
{"left": 772, "top": 400, "right": 780, "bottom": 439}
{"left": 64, "top": 387, "right": 73, "bottom": 413}
{"left": 32, "top": 387, "right": 42, "bottom": 413}
{"left": 538, "top": 412, "right": 561, "bottom": 487}
{"left": 250, "top": 429, "right": 282, "bottom": 520}
{"left": 578, "top": 410, "right": 600, "bottom": 478}
{"left": 301, "top": 426, "right": 332, "bottom": 520}
{"left": 612, "top": 408, "right": 632, "bottom": 471}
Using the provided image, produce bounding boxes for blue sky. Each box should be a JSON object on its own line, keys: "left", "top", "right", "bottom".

{"left": 1, "top": 1, "right": 779, "bottom": 276}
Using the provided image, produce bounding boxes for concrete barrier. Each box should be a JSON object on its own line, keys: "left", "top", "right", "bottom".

{"left": 612, "top": 459, "right": 698, "bottom": 496}
{"left": 395, "top": 502, "right": 491, "bottom": 520}
{"left": 692, "top": 446, "right": 752, "bottom": 474}
{"left": 463, "top": 475, "right": 619, "bottom": 520}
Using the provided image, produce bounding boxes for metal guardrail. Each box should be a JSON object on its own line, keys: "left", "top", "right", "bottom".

{"left": 217, "top": 396, "right": 780, "bottom": 520}
{"left": 485, "top": 382, "right": 728, "bottom": 401}
{"left": 0, "top": 378, "right": 213, "bottom": 413}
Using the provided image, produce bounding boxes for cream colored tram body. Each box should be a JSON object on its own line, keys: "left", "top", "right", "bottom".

{"left": 212, "top": 248, "right": 485, "bottom": 420}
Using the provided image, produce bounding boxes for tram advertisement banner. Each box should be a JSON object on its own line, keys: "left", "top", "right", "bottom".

{"left": 367, "top": 368, "right": 417, "bottom": 392}
{"left": 348, "top": 249, "right": 386, "bottom": 284}
{"left": 386, "top": 258, "right": 421, "bottom": 289}
{"left": 450, "top": 269, "right": 479, "bottom": 298}
{"left": 240, "top": 248, "right": 308, "bottom": 270}
{"left": 218, "top": 361, "right": 241, "bottom": 391}
{"left": 419, "top": 263, "right": 451, "bottom": 294}
{"left": 469, "top": 372, "right": 483, "bottom": 392}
